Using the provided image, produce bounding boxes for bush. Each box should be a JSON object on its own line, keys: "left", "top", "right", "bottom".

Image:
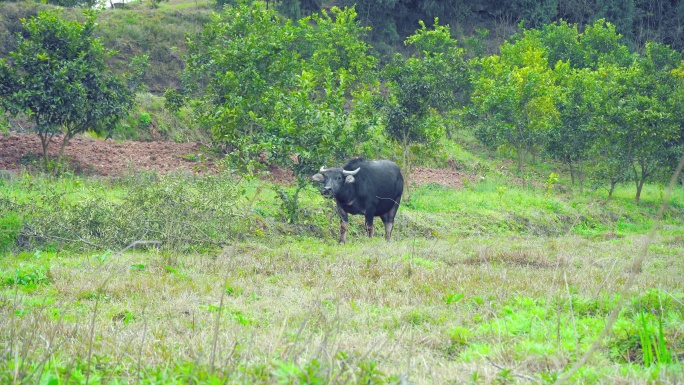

{"left": 117, "top": 93, "right": 207, "bottom": 142}
{"left": 10, "top": 172, "right": 251, "bottom": 252}
{"left": 0, "top": 211, "right": 22, "bottom": 253}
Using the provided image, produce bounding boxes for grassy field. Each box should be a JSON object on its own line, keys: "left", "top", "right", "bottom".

{"left": 1, "top": 166, "right": 684, "bottom": 384}
{"left": 2, "top": 1, "right": 683, "bottom": 381}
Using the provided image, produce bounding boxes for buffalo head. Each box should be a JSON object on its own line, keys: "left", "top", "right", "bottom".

{"left": 311, "top": 166, "right": 360, "bottom": 196}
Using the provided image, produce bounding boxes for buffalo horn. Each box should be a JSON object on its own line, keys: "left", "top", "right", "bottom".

{"left": 342, "top": 167, "right": 360, "bottom": 176}
{"left": 319, "top": 166, "right": 328, "bottom": 173}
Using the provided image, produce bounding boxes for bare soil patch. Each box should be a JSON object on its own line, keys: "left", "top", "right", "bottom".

{"left": 410, "top": 166, "right": 466, "bottom": 189}
{"left": 0, "top": 133, "right": 215, "bottom": 176}
{"left": 0, "top": 133, "right": 466, "bottom": 187}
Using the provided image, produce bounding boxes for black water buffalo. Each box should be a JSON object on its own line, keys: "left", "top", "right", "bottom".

{"left": 312, "top": 158, "right": 404, "bottom": 243}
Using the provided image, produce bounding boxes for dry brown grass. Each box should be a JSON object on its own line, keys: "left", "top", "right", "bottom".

{"left": 2, "top": 233, "right": 684, "bottom": 383}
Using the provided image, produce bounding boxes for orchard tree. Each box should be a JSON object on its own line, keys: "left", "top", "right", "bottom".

{"left": 530, "top": 19, "right": 631, "bottom": 70}
{"left": 382, "top": 19, "right": 470, "bottom": 180}
{"left": 185, "top": 2, "right": 379, "bottom": 222}
{"left": 589, "top": 65, "right": 636, "bottom": 198}
{"left": 472, "top": 30, "right": 559, "bottom": 175}
{"left": 546, "top": 64, "right": 600, "bottom": 189}
{"left": 584, "top": 41, "right": 683, "bottom": 202}
{"left": 626, "top": 43, "right": 682, "bottom": 201}
{"left": 579, "top": 18, "right": 632, "bottom": 69}
{"left": 669, "top": 61, "right": 684, "bottom": 181}
{"left": 184, "top": 2, "right": 300, "bottom": 153}
{"left": 184, "top": 2, "right": 379, "bottom": 177}
{"left": 0, "top": 10, "right": 133, "bottom": 170}
{"left": 533, "top": 20, "right": 584, "bottom": 69}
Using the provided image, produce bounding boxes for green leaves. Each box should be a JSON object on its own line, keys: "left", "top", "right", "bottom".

{"left": 472, "top": 18, "right": 684, "bottom": 198}
{"left": 0, "top": 9, "right": 134, "bottom": 170}
{"left": 185, "top": 3, "right": 378, "bottom": 176}
{"left": 473, "top": 32, "right": 559, "bottom": 173}
{"left": 381, "top": 19, "right": 470, "bottom": 167}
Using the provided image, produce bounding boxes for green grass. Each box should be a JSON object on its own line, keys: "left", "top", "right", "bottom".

{"left": 1, "top": 234, "right": 683, "bottom": 383}
{"left": 2, "top": 169, "right": 684, "bottom": 383}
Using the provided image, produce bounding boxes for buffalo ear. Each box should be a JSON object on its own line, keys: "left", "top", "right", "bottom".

{"left": 312, "top": 173, "right": 324, "bottom": 182}
{"left": 345, "top": 175, "right": 355, "bottom": 184}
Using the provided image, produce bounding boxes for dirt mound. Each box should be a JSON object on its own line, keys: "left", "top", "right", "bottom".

{"left": 0, "top": 133, "right": 215, "bottom": 176}
{"left": 0, "top": 133, "right": 466, "bottom": 188}
{"left": 410, "top": 166, "right": 466, "bottom": 189}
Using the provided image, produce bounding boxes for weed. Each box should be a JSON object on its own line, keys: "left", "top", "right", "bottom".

{"left": 545, "top": 173, "right": 559, "bottom": 196}
{"left": 449, "top": 326, "right": 473, "bottom": 346}
{"left": 444, "top": 292, "right": 464, "bottom": 305}
{"left": 0, "top": 212, "right": 21, "bottom": 252}
{"left": 1, "top": 265, "right": 50, "bottom": 288}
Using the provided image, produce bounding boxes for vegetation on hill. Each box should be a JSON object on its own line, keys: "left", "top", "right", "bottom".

{"left": 1, "top": 165, "right": 683, "bottom": 383}
{"left": 0, "top": 9, "right": 137, "bottom": 171}
{"left": 1, "top": 1, "right": 684, "bottom": 382}
{"left": 3, "top": 0, "right": 681, "bottom": 200}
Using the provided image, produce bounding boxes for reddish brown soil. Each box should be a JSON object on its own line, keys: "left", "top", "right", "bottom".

{"left": 0, "top": 133, "right": 215, "bottom": 176}
{"left": 0, "top": 133, "right": 466, "bottom": 188}
{"left": 409, "top": 166, "right": 466, "bottom": 189}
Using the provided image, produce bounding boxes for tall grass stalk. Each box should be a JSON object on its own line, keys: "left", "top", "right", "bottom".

{"left": 554, "top": 154, "right": 684, "bottom": 384}
{"left": 564, "top": 272, "right": 579, "bottom": 352}
{"left": 211, "top": 246, "right": 235, "bottom": 374}
{"left": 136, "top": 308, "right": 149, "bottom": 384}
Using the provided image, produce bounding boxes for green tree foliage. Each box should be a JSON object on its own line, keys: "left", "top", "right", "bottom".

{"left": 619, "top": 44, "right": 682, "bottom": 201}
{"left": 336, "top": 0, "right": 684, "bottom": 53}
{"left": 532, "top": 19, "right": 631, "bottom": 69}
{"left": 0, "top": 9, "right": 134, "bottom": 170}
{"left": 546, "top": 64, "right": 600, "bottom": 189}
{"left": 504, "top": 0, "right": 559, "bottom": 28}
{"left": 511, "top": 19, "right": 683, "bottom": 200}
{"left": 184, "top": 2, "right": 301, "bottom": 155}
{"left": 589, "top": 64, "right": 637, "bottom": 197}
{"left": 586, "top": 58, "right": 681, "bottom": 201}
{"left": 44, "top": 0, "right": 100, "bottom": 8}
{"left": 533, "top": 20, "right": 628, "bottom": 189}
{"left": 276, "top": 0, "right": 321, "bottom": 20}
{"left": 579, "top": 19, "right": 632, "bottom": 68}
{"left": 472, "top": 29, "right": 559, "bottom": 175}
{"left": 184, "top": 1, "right": 378, "bottom": 177}
{"left": 382, "top": 19, "right": 471, "bottom": 177}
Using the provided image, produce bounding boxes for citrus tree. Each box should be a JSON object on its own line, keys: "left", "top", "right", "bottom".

{"left": 590, "top": 51, "right": 682, "bottom": 202}
{"left": 546, "top": 64, "right": 600, "bottom": 189}
{"left": 622, "top": 43, "right": 682, "bottom": 201}
{"left": 472, "top": 29, "right": 560, "bottom": 175}
{"left": 0, "top": 10, "right": 133, "bottom": 170}
{"left": 184, "top": 1, "right": 378, "bottom": 177}
{"left": 382, "top": 19, "right": 470, "bottom": 179}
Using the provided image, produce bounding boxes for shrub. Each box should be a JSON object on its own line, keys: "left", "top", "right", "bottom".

{"left": 0, "top": 211, "right": 22, "bottom": 253}
{"left": 12, "top": 172, "right": 250, "bottom": 252}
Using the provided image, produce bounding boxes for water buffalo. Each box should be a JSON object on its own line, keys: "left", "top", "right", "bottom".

{"left": 312, "top": 158, "right": 404, "bottom": 243}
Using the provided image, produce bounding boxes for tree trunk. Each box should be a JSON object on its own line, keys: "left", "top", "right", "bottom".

{"left": 402, "top": 134, "right": 411, "bottom": 202}
{"left": 57, "top": 131, "right": 74, "bottom": 170}
{"left": 635, "top": 160, "right": 647, "bottom": 203}
{"left": 568, "top": 161, "right": 575, "bottom": 186}
{"left": 38, "top": 131, "right": 55, "bottom": 171}
{"left": 577, "top": 160, "right": 584, "bottom": 192}
{"left": 608, "top": 179, "right": 618, "bottom": 199}
{"left": 516, "top": 147, "right": 525, "bottom": 187}
{"left": 632, "top": 163, "right": 639, "bottom": 193}
{"left": 635, "top": 179, "right": 644, "bottom": 203}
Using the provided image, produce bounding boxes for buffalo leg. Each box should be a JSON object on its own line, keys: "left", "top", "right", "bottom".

{"left": 365, "top": 209, "right": 376, "bottom": 238}
{"left": 380, "top": 214, "right": 393, "bottom": 241}
{"left": 380, "top": 201, "right": 401, "bottom": 241}
{"left": 337, "top": 206, "right": 349, "bottom": 243}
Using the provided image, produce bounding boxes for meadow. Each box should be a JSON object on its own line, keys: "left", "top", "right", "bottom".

{"left": 2, "top": 164, "right": 684, "bottom": 384}
{"left": 1, "top": 0, "right": 684, "bottom": 382}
